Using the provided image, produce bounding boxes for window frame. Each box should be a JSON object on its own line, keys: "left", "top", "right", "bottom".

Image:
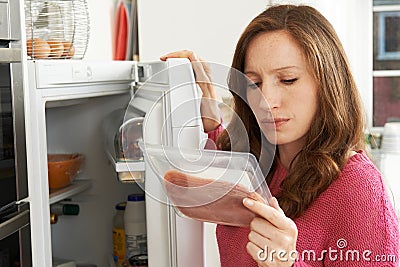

{"left": 372, "top": 4, "right": 400, "bottom": 129}
{"left": 377, "top": 11, "right": 400, "bottom": 60}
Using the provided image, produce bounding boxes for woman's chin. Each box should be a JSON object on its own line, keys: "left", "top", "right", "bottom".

{"left": 261, "top": 131, "right": 277, "bottom": 145}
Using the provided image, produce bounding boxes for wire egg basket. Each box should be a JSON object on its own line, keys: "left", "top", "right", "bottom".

{"left": 25, "top": 0, "right": 90, "bottom": 59}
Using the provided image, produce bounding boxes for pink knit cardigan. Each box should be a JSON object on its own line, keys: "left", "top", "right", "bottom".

{"left": 207, "top": 125, "right": 400, "bottom": 266}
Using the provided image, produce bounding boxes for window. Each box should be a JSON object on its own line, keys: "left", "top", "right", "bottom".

{"left": 373, "top": 0, "right": 400, "bottom": 126}
{"left": 377, "top": 12, "right": 400, "bottom": 61}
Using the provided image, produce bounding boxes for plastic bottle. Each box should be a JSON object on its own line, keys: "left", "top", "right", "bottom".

{"left": 113, "top": 202, "right": 127, "bottom": 267}
{"left": 124, "top": 193, "right": 147, "bottom": 260}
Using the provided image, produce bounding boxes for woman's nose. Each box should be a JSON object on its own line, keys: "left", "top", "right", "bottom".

{"left": 260, "top": 83, "right": 281, "bottom": 110}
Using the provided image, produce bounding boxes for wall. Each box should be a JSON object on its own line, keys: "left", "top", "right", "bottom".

{"left": 85, "top": 0, "right": 372, "bottom": 126}
{"left": 84, "top": 0, "right": 116, "bottom": 60}
{"left": 137, "top": 0, "right": 268, "bottom": 66}
{"left": 85, "top": 0, "right": 269, "bottom": 65}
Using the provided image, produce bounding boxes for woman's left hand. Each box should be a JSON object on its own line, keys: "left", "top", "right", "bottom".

{"left": 243, "top": 197, "right": 298, "bottom": 267}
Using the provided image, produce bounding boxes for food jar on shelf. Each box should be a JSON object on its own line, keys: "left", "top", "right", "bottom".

{"left": 24, "top": 0, "right": 89, "bottom": 59}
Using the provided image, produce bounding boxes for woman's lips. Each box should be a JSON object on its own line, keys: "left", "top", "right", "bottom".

{"left": 261, "top": 118, "right": 290, "bottom": 130}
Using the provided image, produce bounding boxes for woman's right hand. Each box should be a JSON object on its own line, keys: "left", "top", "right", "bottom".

{"left": 160, "top": 50, "right": 221, "bottom": 132}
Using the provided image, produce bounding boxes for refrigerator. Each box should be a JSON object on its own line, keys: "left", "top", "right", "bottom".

{"left": 23, "top": 58, "right": 220, "bottom": 267}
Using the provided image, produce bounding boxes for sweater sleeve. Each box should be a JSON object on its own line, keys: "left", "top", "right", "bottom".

{"left": 204, "top": 123, "right": 224, "bottom": 150}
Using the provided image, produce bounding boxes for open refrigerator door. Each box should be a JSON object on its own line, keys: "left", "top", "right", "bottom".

{"left": 102, "top": 58, "right": 209, "bottom": 267}
{"left": 25, "top": 57, "right": 215, "bottom": 267}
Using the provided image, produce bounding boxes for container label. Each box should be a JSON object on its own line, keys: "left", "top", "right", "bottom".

{"left": 113, "top": 228, "right": 126, "bottom": 262}
{"left": 126, "top": 233, "right": 147, "bottom": 258}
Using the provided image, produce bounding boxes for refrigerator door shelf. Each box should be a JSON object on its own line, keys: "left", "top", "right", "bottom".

{"left": 107, "top": 152, "right": 145, "bottom": 173}
{"left": 106, "top": 150, "right": 146, "bottom": 183}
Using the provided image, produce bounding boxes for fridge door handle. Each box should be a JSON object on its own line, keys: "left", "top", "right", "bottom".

{"left": 0, "top": 209, "right": 30, "bottom": 240}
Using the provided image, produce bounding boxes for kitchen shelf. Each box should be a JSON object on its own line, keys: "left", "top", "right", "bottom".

{"left": 49, "top": 180, "right": 92, "bottom": 205}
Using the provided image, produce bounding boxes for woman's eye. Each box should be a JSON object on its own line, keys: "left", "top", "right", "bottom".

{"left": 281, "top": 78, "right": 298, "bottom": 85}
{"left": 247, "top": 82, "right": 261, "bottom": 89}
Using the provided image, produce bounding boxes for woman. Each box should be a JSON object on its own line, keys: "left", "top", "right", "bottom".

{"left": 161, "top": 4, "right": 399, "bottom": 267}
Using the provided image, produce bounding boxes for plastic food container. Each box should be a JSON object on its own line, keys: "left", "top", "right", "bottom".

{"left": 139, "top": 143, "right": 272, "bottom": 227}
{"left": 116, "top": 117, "right": 144, "bottom": 161}
{"left": 102, "top": 108, "right": 145, "bottom": 183}
{"left": 47, "top": 153, "right": 85, "bottom": 189}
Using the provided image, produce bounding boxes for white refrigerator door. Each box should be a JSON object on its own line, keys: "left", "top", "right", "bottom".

{"left": 131, "top": 58, "right": 206, "bottom": 267}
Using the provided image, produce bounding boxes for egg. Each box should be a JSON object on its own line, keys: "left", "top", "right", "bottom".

{"left": 47, "top": 39, "right": 65, "bottom": 58}
{"left": 26, "top": 38, "right": 51, "bottom": 59}
{"left": 62, "top": 41, "right": 75, "bottom": 59}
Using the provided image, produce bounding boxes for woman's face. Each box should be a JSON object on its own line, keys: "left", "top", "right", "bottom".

{"left": 245, "top": 30, "right": 318, "bottom": 149}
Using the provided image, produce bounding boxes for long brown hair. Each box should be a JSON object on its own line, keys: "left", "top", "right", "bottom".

{"left": 217, "top": 4, "right": 366, "bottom": 219}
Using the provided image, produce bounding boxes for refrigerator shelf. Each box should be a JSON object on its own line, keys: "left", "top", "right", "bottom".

{"left": 49, "top": 180, "right": 92, "bottom": 205}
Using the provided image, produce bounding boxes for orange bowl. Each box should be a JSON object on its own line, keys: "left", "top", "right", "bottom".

{"left": 48, "top": 153, "right": 85, "bottom": 189}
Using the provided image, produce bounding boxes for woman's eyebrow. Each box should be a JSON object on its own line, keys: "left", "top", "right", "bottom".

{"left": 274, "top": 65, "right": 299, "bottom": 71}
{"left": 244, "top": 65, "right": 300, "bottom": 75}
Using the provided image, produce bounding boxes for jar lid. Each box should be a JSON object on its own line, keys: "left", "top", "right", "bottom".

{"left": 128, "top": 193, "right": 145, "bottom": 202}
{"left": 115, "top": 202, "right": 126, "bottom": 210}
{"left": 129, "top": 254, "right": 148, "bottom": 265}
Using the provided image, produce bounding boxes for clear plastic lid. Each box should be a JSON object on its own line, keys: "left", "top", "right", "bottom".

{"left": 139, "top": 142, "right": 272, "bottom": 227}
{"left": 102, "top": 108, "right": 144, "bottom": 162}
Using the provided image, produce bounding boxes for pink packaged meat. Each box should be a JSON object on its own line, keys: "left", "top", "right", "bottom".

{"left": 164, "top": 169, "right": 266, "bottom": 227}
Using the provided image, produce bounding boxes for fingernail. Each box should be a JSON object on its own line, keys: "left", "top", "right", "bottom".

{"left": 243, "top": 198, "right": 254, "bottom": 207}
